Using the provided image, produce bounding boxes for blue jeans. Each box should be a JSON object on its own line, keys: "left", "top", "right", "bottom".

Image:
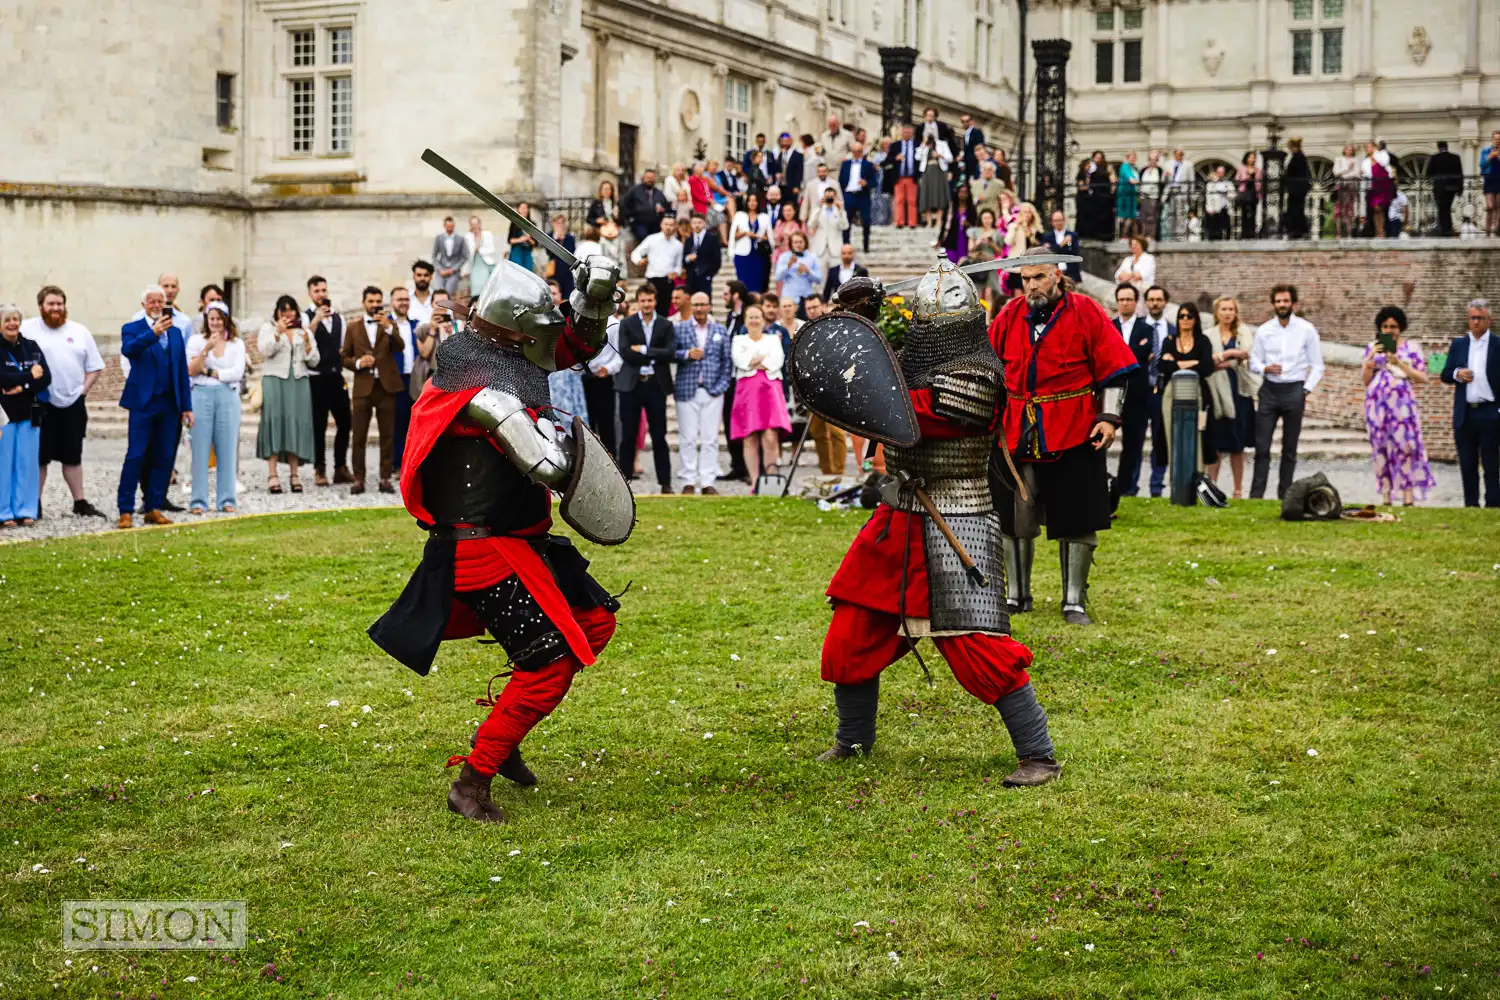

{"left": 118, "top": 397, "right": 181, "bottom": 515}
{"left": 190, "top": 383, "right": 240, "bottom": 510}
{"left": 0, "top": 418, "right": 41, "bottom": 520}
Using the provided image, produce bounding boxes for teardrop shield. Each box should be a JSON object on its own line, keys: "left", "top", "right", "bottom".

{"left": 788, "top": 313, "right": 919, "bottom": 447}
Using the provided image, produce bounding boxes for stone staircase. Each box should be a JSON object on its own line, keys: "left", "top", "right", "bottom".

{"left": 709, "top": 223, "right": 949, "bottom": 305}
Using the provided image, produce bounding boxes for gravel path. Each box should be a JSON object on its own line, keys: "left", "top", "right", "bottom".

{"left": 2, "top": 427, "right": 1475, "bottom": 547}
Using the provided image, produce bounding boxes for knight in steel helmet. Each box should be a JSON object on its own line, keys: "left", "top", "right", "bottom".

{"left": 468, "top": 258, "right": 567, "bottom": 371}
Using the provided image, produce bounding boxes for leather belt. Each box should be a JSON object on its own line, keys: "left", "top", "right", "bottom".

{"left": 429, "top": 525, "right": 493, "bottom": 541}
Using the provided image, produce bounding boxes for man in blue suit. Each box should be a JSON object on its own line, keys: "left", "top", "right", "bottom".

{"left": 116, "top": 285, "right": 192, "bottom": 528}
{"left": 1042, "top": 210, "right": 1083, "bottom": 283}
{"left": 839, "top": 141, "right": 878, "bottom": 253}
{"left": 1441, "top": 298, "right": 1500, "bottom": 507}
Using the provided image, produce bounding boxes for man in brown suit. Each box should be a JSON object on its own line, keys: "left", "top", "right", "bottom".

{"left": 341, "top": 285, "right": 406, "bottom": 494}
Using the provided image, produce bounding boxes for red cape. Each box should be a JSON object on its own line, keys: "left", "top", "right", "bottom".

{"left": 399, "top": 381, "right": 597, "bottom": 667}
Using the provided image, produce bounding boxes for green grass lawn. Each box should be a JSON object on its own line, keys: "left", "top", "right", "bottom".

{"left": 2, "top": 499, "right": 1498, "bottom": 999}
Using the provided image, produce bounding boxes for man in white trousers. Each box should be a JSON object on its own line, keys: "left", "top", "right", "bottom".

{"left": 671, "top": 291, "right": 733, "bottom": 495}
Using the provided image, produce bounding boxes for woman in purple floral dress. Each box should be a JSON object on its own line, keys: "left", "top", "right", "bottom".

{"left": 1362, "top": 306, "right": 1437, "bottom": 506}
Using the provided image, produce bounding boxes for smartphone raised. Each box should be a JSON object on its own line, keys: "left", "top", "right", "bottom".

{"left": 1376, "top": 331, "right": 1397, "bottom": 355}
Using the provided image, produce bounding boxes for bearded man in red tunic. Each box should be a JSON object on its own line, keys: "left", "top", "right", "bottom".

{"left": 987, "top": 246, "right": 1137, "bottom": 625}
{"left": 369, "top": 251, "right": 633, "bottom": 824}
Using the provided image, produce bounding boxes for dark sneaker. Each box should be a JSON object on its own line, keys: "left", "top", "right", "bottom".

{"left": 1062, "top": 607, "right": 1092, "bottom": 626}
{"left": 74, "top": 499, "right": 107, "bottom": 518}
{"left": 1003, "top": 757, "right": 1063, "bottom": 787}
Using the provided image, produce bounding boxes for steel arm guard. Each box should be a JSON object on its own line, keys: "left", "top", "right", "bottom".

{"left": 466, "top": 387, "right": 574, "bottom": 487}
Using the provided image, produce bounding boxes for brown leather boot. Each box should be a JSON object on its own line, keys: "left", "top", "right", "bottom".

{"left": 815, "top": 743, "right": 870, "bottom": 762}
{"left": 116, "top": 513, "right": 134, "bottom": 530}
{"left": 498, "top": 750, "right": 538, "bottom": 787}
{"left": 1003, "top": 757, "right": 1063, "bottom": 787}
{"left": 447, "top": 764, "right": 507, "bottom": 823}
{"left": 143, "top": 510, "right": 173, "bottom": 526}
{"left": 314, "top": 470, "right": 330, "bottom": 487}
{"left": 333, "top": 466, "right": 355, "bottom": 485}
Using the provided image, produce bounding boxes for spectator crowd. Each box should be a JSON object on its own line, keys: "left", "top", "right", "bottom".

{"left": 1, "top": 119, "right": 1497, "bottom": 526}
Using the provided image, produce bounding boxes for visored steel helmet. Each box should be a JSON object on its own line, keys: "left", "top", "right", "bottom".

{"left": 474, "top": 258, "right": 566, "bottom": 371}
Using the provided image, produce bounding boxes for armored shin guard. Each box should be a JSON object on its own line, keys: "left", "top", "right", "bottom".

{"left": 1058, "top": 537, "right": 1096, "bottom": 614}
{"left": 1001, "top": 534, "right": 1034, "bottom": 613}
{"left": 831, "top": 677, "right": 881, "bottom": 754}
{"left": 995, "top": 683, "right": 1055, "bottom": 761}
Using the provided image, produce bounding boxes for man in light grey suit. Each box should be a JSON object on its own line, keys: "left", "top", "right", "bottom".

{"left": 431, "top": 216, "right": 470, "bottom": 296}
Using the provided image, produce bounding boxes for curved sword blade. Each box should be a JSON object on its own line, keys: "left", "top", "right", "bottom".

{"left": 880, "top": 252, "right": 1085, "bottom": 296}
{"left": 422, "top": 148, "right": 577, "bottom": 269}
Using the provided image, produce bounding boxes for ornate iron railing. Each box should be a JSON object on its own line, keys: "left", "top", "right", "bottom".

{"left": 1072, "top": 175, "right": 1488, "bottom": 243}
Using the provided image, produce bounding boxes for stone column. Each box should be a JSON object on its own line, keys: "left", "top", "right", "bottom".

{"left": 593, "top": 31, "right": 612, "bottom": 168}
{"left": 1465, "top": 0, "right": 1481, "bottom": 72}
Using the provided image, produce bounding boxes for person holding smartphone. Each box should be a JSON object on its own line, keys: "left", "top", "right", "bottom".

{"left": 256, "top": 294, "right": 319, "bottom": 494}
{"left": 1362, "top": 306, "right": 1436, "bottom": 506}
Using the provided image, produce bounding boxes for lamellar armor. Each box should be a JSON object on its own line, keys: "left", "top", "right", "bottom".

{"left": 885, "top": 257, "right": 1011, "bottom": 637}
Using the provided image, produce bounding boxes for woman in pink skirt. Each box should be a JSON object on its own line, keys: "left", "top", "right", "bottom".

{"left": 730, "top": 303, "right": 792, "bottom": 492}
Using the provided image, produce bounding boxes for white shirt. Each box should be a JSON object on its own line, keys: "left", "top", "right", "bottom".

{"left": 408, "top": 290, "right": 434, "bottom": 326}
{"left": 589, "top": 317, "right": 625, "bottom": 378}
{"left": 464, "top": 229, "right": 497, "bottom": 267}
{"left": 185, "top": 333, "right": 247, "bottom": 388}
{"left": 634, "top": 311, "right": 659, "bottom": 377}
{"left": 1250, "top": 314, "right": 1325, "bottom": 391}
{"left": 731, "top": 332, "right": 785, "bottom": 380}
{"left": 1145, "top": 313, "right": 1171, "bottom": 356}
{"left": 392, "top": 316, "right": 416, "bottom": 374}
{"left": 630, "top": 233, "right": 684, "bottom": 279}
{"left": 443, "top": 233, "right": 456, "bottom": 258}
{"left": 21, "top": 317, "right": 103, "bottom": 408}
{"left": 1466, "top": 330, "right": 1494, "bottom": 404}
{"left": 844, "top": 160, "right": 865, "bottom": 192}
{"left": 837, "top": 263, "right": 856, "bottom": 284}
{"left": 1388, "top": 191, "right": 1409, "bottom": 223}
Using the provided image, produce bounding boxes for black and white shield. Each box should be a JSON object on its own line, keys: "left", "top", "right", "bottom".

{"left": 788, "top": 313, "right": 919, "bottom": 447}
{"left": 559, "top": 416, "right": 636, "bottom": 546}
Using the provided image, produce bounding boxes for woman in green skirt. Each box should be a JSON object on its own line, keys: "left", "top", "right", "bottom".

{"left": 255, "top": 294, "right": 320, "bottom": 493}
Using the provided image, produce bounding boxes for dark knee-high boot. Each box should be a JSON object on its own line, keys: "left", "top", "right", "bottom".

{"left": 995, "top": 683, "right": 1062, "bottom": 787}
{"left": 816, "top": 676, "right": 881, "bottom": 760}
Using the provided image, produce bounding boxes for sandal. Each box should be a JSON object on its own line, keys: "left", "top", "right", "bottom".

{"left": 290, "top": 477, "right": 304, "bottom": 493}
{"left": 0, "top": 520, "right": 15, "bottom": 529}
{"left": 17, "top": 518, "right": 34, "bottom": 527}
{"left": 221, "top": 503, "right": 236, "bottom": 513}
{"left": 190, "top": 506, "right": 206, "bottom": 515}
{"left": 268, "top": 478, "right": 283, "bottom": 494}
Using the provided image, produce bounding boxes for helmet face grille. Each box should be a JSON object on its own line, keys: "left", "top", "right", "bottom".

{"left": 899, "top": 307, "right": 998, "bottom": 387}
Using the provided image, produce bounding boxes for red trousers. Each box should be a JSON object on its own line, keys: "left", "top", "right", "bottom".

{"left": 893, "top": 177, "right": 919, "bottom": 227}
{"left": 820, "top": 602, "right": 1032, "bottom": 705}
{"left": 462, "top": 605, "right": 617, "bottom": 775}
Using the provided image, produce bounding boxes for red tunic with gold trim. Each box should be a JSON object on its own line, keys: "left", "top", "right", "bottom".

{"left": 987, "top": 291, "right": 1137, "bottom": 460}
